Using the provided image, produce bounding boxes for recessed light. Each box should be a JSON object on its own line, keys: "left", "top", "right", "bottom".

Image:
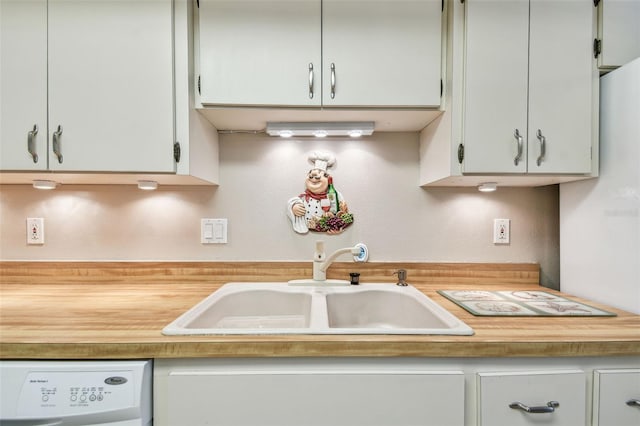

{"left": 478, "top": 182, "right": 497, "bottom": 192}
{"left": 32, "top": 180, "right": 58, "bottom": 190}
{"left": 137, "top": 180, "right": 158, "bottom": 190}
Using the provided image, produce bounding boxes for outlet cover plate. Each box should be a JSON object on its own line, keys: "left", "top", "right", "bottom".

{"left": 493, "top": 218, "right": 510, "bottom": 244}
{"left": 27, "top": 217, "right": 45, "bottom": 245}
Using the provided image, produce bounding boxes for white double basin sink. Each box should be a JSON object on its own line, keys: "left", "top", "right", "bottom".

{"left": 162, "top": 282, "right": 474, "bottom": 335}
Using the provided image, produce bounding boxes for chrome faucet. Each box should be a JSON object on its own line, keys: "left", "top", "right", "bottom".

{"left": 289, "top": 240, "right": 369, "bottom": 286}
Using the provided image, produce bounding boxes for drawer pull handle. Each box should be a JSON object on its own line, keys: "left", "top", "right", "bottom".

{"left": 513, "top": 128, "right": 523, "bottom": 166}
{"left": 627, "top": 399, "right": 640, "bottom": 407}
{"left": 536, "top": 129, "right": 546, "bottom": 166}
{"left": 308, "top": 63, "right": 314, "bottom": 99}
{"left": 53, "top": 125, "right": 63, "bottom": 163}
{"left": 27, "top": 124, "right": 39, "bottom": 163}
{"left": 509, "top": 401, "right": 559, "bottom": 413}
{"left": 330, "top": 63, "right": 336, "bottom": 99}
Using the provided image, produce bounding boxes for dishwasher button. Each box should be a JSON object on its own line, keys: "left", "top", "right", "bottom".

{"left": 70, "top": 395, "right": 77, "bottom": 402}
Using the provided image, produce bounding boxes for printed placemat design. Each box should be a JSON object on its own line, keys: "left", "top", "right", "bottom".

{"left": 438, "top": 290, "right": 616, "bottom": 317}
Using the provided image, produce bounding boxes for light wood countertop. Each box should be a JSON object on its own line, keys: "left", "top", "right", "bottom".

{"left": 1, "top": 262, "right": 638, "bottom": 359}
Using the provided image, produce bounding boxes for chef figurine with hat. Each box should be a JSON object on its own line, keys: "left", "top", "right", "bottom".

{"left": 287, "top": 151, "right": 353, "bottom": 234}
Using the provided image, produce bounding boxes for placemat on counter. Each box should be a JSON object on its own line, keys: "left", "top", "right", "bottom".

{"left": 438, "top": 290, "right": 617, "bottom": 317}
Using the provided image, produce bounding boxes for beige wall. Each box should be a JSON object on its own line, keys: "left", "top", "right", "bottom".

{"left": 0, "top": 132, "right": 560, "bottom": 287}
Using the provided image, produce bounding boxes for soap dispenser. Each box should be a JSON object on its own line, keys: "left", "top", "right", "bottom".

{"left": 394, "top": 269, "right": 408, "bottom": 286}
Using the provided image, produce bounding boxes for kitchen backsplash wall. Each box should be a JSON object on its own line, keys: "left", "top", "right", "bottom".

{"left": 0, "top": 132, "right": 560, "bottom": 288}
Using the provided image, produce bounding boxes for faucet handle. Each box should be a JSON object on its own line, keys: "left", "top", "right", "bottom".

{"left": 393, "top": 269, "right": 408, "bottom": 286}
{"left": 315, "top": 240, "right": 325, "bottom": 261}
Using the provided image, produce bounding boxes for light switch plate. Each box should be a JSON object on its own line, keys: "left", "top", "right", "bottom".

{"left": 201, "top": 218, "right": 227, "bottom": 244}
{"left": 493, "top": 218, "right": 510, "bottom": 244}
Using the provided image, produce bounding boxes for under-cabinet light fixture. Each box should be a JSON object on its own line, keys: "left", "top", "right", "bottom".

{"left": 137, "top": 180, "right": 158, "bottom": 191}
{"left": 266, "top": 122, "right": 374, "bottom": 138}
{"left": 478, "top": 182, "right": 498, "bottom": 192}
{"left": 32, "top": 180, "right": 59, "bottom": 190}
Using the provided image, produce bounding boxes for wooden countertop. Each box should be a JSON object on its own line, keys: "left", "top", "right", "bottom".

{"left": 1, "top": 262, "right": 639, "bottom": 359}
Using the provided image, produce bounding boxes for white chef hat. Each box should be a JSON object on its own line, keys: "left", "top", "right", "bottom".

{"left": 308, "top": 151, "right": 336, "bottom": 172}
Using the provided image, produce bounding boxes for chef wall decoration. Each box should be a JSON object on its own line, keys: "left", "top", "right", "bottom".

{"left": 287, "top": 151, "right": 353, "bottom": 234}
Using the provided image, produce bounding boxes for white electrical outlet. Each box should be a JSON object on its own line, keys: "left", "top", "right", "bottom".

{"left": 27, "top": 218, "right": 45, "bottom": 245}
{"left": 201, "top": 218, "right": 227, "bottom": 244}
{"left": 493, "top": 218, "right": 510, "bottom": 244}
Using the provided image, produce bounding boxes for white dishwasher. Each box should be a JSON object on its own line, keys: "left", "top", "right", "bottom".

{"left": 0, "top": 360, "right": 152, "bottom": 426}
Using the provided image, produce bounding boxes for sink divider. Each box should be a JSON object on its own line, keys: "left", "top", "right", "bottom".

{"left": 309, "top": 291, "right": 330, "bottom": 330}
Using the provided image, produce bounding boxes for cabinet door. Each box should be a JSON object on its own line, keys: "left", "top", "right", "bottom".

{"left": 462, "top": 0, "right": 529, "bottom": 173}
{"left": 322, "top": 0, "right": 441, "bottom": 107}
{"left": 593, "top": 369, "right": 640, "bottom": 426}
{"left": 0, "top": 0, "right": 48, "bottom": 171}
{"left": 198, "top": 0, "right": 321, "bottom": 107}
{"left": 528, "top": 0, "right": 594, "bottom": 174}
{"left": 477, "top": 370, "right": 586, "bottom": 426}
{"left": 598, "top": 0, "right": 640, "bottom": 69}
{"left": 47, "top": 0, "right": 175, "bottom": 172}
{"left": 167, "top": 370, "right": 464, "bottom": 425}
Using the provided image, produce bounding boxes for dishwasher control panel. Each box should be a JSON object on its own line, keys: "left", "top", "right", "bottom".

{"left": 18, "top": 370, "right": 134, "bottom": 415}
{"left": 0, "top": 360, "right": 151, "bottom": 425}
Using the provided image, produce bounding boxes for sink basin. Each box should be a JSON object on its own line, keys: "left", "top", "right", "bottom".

{"left": 327, "top": 288, "right": 454, "bottom": 330}
{"left": 162, "top": 282, "right": 473, "bottom": 336}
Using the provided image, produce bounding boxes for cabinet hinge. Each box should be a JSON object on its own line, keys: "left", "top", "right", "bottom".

{"left": 593, "top": 38, "right": 602, "bottom": 59}
{"left": 174, "top": 142, "right": 181, "bottom": 163}
{"left": 593, "top": 0, "right": 600, "bottom": 7}
{"left": 457, "top": 143, "right": 464, "bottom": 164}
{"left": 198, "top": 75, "right": 201, "bottom": 95}
{"left": 440, "top": 79, "right": 443, "bottom": 97}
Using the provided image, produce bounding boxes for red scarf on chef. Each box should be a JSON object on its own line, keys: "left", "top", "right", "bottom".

{"left": 301, "top": 190, "right": 327, "bottom": 201}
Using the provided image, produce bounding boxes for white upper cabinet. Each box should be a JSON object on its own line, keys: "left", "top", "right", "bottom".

{"left": 462, "top": 0, "right": 595, "bottom": 175}
{"left": 1, "top": 0, "right": 175, "bottom": 173}
{"left": 0, "top": 0, "right": 48, "bottom": 171}
{"left": 322, "top": 0, "right": 442, "bottom": 107}
{"left": 198, "top": 0, "right": 321, "bottom": 107}
{"left": 47, "top": 0, "right": 175, "bottom": 172}
{"left": 197, "top": 0, "right": 442, "bottom": 108}
{"left": 462, "top": 0, "right": 529, "bottom": 174}
{"left": 596, "top": 0, "right": 640, "bottom": 71}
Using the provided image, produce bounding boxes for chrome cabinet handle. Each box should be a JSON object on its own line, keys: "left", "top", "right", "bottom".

{"left": 627, "top": 399, "right": 640, "bottom": 407}
{"left": 509, "top": 401, "right": 559, "bottom": 414}
{"left": 513, "top": 129, "right": 523, "bottom": 166}
{"left": 52, "top": 125, "right": 63, "bottom": 164}
{"left": 27, "top": 124, "right": 39, "bottom": 163}
{"left": 308, "top": 63, "right": 314, "bottom": 99}
{"left": 536, "top": 129, "right": 546, "bottom": 166}
{"left": 330, "top": 63, "right": 336, "bottom": 99}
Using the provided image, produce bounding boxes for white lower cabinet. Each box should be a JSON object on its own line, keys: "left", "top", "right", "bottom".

{"left": 477, "top": 370, "right": 586, "bottom": 426}
{"left": 155, "top": 358, "right": 640, "bottom": 426}
{"left": 156, "top": 360, "right": 464, "bottom": 426}
{"left": 593, "top": 369, "right": 640, "bottom": 426}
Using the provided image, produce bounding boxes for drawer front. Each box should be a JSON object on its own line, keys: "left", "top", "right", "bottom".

{"left": 167, "top": 370, "right": 464, "bottom": 426}
{"left": 593, "top": 369, "right": 640, "bottom": 426}
{"left": 477, "top": 370, "right": 586, "bottom": 426}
